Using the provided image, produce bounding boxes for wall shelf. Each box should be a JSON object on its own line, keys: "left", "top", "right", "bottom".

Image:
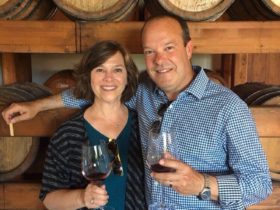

{"left": 1, "top": 20, "right": 280, "bottom": 54}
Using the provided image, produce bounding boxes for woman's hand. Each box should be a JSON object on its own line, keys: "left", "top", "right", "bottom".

{"left": 82, "top": 183, "right": 109, "bottom": 209}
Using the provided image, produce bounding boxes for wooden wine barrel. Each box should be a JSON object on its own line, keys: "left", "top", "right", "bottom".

{"left": 44, "top": 69, "right": 76, "bottom": 94}
{"left": 204, "top": 69, "right": 228, "bottom": 87}
{"left": 52, "top": 0, "right": 139, "bottom": 21}
{"left": 227, "top": 0, "right": 280, "bottom": 20}
{"left": 144, "top": 0, "right": 235, "bottom": 21}
{"left": 0, "top": 83, "right": 52, "bottom": 181}
{"left": 232, "top": 83, "right": 280, "bottom": 106}
{"left": 0, "top": 0, "right": 56, "bottom": 20}
{"left": 232, "top": 82, "right": 280, "bottom": 181}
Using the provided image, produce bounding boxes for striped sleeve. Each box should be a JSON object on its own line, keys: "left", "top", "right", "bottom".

{"left": 39, "top": 114, "right": 86, "bottom": 201}
{"left": 39, "top": 132, "right": 71, "bottom": 201}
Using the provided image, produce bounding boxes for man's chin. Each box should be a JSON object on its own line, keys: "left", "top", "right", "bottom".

{"left": 156, "top": 82, "right": 173, "bottom": 92}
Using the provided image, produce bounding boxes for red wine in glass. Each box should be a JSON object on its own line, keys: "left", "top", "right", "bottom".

{"left": 150, "top": 163, "right": 176, "bottom": 173}
{"left": 146, "top": 129, "right": 177, "bottom": 209}
{"left": 81, "top": 143, "right": 112, "bottom": 183}
{"left": 81, "top": 142, "right": 114, "bottom": 210}
{"left": 82, "top": 171, "right": 110, "bottom": 182}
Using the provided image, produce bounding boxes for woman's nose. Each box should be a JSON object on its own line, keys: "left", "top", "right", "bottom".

{"left": 103, "top": 71, "right": 113, "bottom": 81}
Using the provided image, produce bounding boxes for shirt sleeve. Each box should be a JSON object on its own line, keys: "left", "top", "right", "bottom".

{"left": 217, "top": 101, "right": 272, "bottom": 209}
{"left": 125, "top": 94, "right": 136, "bottom": 110}
{"left": 61, "top": 88, "right": 91, "bottom": 109}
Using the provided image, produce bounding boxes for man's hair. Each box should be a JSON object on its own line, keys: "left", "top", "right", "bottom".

{"left": 73, "top": 40, "right": 138, "bottom": 103}
{"left": 141, "top": 14, "right": 191, "bottom": 46}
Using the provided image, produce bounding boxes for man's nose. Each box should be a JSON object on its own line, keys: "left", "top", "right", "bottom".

{"left": 154, "top": 52, "right": 165, "bottom": 65}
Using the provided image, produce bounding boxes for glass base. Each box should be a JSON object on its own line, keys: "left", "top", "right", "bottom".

{"left": 92, "top": 206, "right": 115, "bottom": 210}
{"left": 148, "top": 202, "right": 175, "bottom": 210}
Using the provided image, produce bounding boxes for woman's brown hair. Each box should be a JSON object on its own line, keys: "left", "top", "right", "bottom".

{"left": 73, "top": 40, "right": 138, "bottom": 103}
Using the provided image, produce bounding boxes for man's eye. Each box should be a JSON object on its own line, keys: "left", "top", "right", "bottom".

{"left": 166, "top": 46, "right": 174, "bottom": 51}
{"left": 144, "top": 50, "right": 154, "bottom": 56}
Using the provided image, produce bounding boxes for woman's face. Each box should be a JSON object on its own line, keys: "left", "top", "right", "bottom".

{"left": 90, "top": 51, "right": 128, "bottom": 104}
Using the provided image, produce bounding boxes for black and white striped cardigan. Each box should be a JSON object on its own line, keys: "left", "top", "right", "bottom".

{"left": 39, "top": 110, "right": 146, "bottom": 210}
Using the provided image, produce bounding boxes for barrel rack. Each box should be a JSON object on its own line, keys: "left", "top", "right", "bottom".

{"left": 0, "top": 20, "right": 280, "bottom": 209}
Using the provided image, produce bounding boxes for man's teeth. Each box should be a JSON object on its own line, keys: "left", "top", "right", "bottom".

{"left": 156, "top": 68, "right": 171, "bottom": 73}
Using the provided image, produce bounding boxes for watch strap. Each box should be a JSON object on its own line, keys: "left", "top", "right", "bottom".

{"left": 203, "top": 173, "right": 210, "bottom": 188}
{"left": 198, "top": 173, "right": 211, "bottom": 200}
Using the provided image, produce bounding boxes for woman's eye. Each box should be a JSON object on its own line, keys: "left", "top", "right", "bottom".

{"left": 95, "top": 68, "right": 103, "bottom": 72}
{"left": 115, "top": 68, "right": 123, "bottom": 72}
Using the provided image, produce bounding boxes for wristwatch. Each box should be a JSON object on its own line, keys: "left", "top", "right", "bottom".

{"left": 198, "top": 173, "right": 211, "bottom": 200}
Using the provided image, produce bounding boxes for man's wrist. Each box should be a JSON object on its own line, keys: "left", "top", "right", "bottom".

{"left": 198, "top": 173, "right": 211, "bottom": 200}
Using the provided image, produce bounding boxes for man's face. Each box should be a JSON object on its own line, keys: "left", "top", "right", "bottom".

{"left": 142, "top": 17, "right": 194, "bottom": 99}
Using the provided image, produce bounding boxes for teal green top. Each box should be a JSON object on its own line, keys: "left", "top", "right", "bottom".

{"left": 84, "top": 112, "right": 132, "bottom": 210}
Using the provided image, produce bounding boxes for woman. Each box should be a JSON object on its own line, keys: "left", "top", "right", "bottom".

{"left": 39, "top": 41, "right": 146, "bottom": 210}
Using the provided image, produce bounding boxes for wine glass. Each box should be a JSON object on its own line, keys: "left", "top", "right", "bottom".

{"left": 81, "top": 142, "right": 114, "bottom": 210}
{"left": 146, "top": 128, "right": 177, "bottom": 210}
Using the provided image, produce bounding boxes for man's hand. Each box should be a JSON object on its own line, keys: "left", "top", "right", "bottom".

{"left": 2, "top": 101, "right": 39, "bottom": 124}
{"left": 151, "top": 152, "right": 218, "bottom": 200}
{"left": 2, "top": 94, "right": 64, "bottom": 124}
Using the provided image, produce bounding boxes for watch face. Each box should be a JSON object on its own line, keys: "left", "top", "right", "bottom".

{"left": 200, "top": 188, "right": 211, "bottom": 200}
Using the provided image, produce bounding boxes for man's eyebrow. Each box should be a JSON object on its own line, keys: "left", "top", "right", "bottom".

{"left": 164, "top": 41, "right": 176, "bottom": 46}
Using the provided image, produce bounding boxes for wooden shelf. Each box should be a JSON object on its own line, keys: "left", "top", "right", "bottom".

{"left": 0, "top": 106, "right": 279, "bottom": 137}
{"left": 0, "top": 21, "right": 76, "bottom": 53}
{"left": 1, "top": 181, "right": 279, "bottom": 210}
{"left": 1, "top": 20, "right": 280, "bottom": 54}
{"left": 0, "top": 107, "right": 77, "bottom": 137}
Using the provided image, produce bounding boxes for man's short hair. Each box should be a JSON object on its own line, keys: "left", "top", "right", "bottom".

{"left": 141, "top": 14, "right": 191, "bottom": 46}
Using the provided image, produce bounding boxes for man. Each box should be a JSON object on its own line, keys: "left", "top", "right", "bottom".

{"left": 2, "top": 15, "right": 272, "bottom": 209}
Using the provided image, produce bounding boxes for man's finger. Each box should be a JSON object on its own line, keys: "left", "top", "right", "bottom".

{"left": 10, "top": 115, "right": 25, "bottom": 124}
{"left": 163, "top": 151, "right": 176, "bottom": 159}
{"left": 158, "top": 158, "right": 184, "bottom": 171}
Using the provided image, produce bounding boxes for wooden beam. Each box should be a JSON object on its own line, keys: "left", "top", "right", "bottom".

{"left": 80, "top": 21, "right": 280, "bottom": 54}
{"left": 0, "top": 181, "right": 278, "bottom": 210}
{"left": 221, "top": 54, "right": 234, "bottom": 88}
{"left": 0, "top": 184, "right": 4, "bottom": 209}
{"left": 0, "top": 106, "right": 279, "bottom": 137}
{"left": 80, "top": 21, "right": 143, "bottom": 54}
{"left": 0, "top": 21, "right": 280, "bottom": 53}
{"left": 0, "top": 107, "right": 78, "bottom": 137}
{"left": 0, "top": 21, "right": 76, "bottom": 53}
{"left": 233, "top": 53, "right": 249, "bottom": 86}
{"left": 190, "top": 21, "right": 280, "bottom": 54}
{"left": 0, "top": 183, "right": 46, "bottom": 210}
{"left": 1, "top": 53, "right": 32, "bottom": 85}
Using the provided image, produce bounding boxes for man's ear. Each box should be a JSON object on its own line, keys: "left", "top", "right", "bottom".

{"left": 185, "top": 40, "right": 193, "bottom": 60}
